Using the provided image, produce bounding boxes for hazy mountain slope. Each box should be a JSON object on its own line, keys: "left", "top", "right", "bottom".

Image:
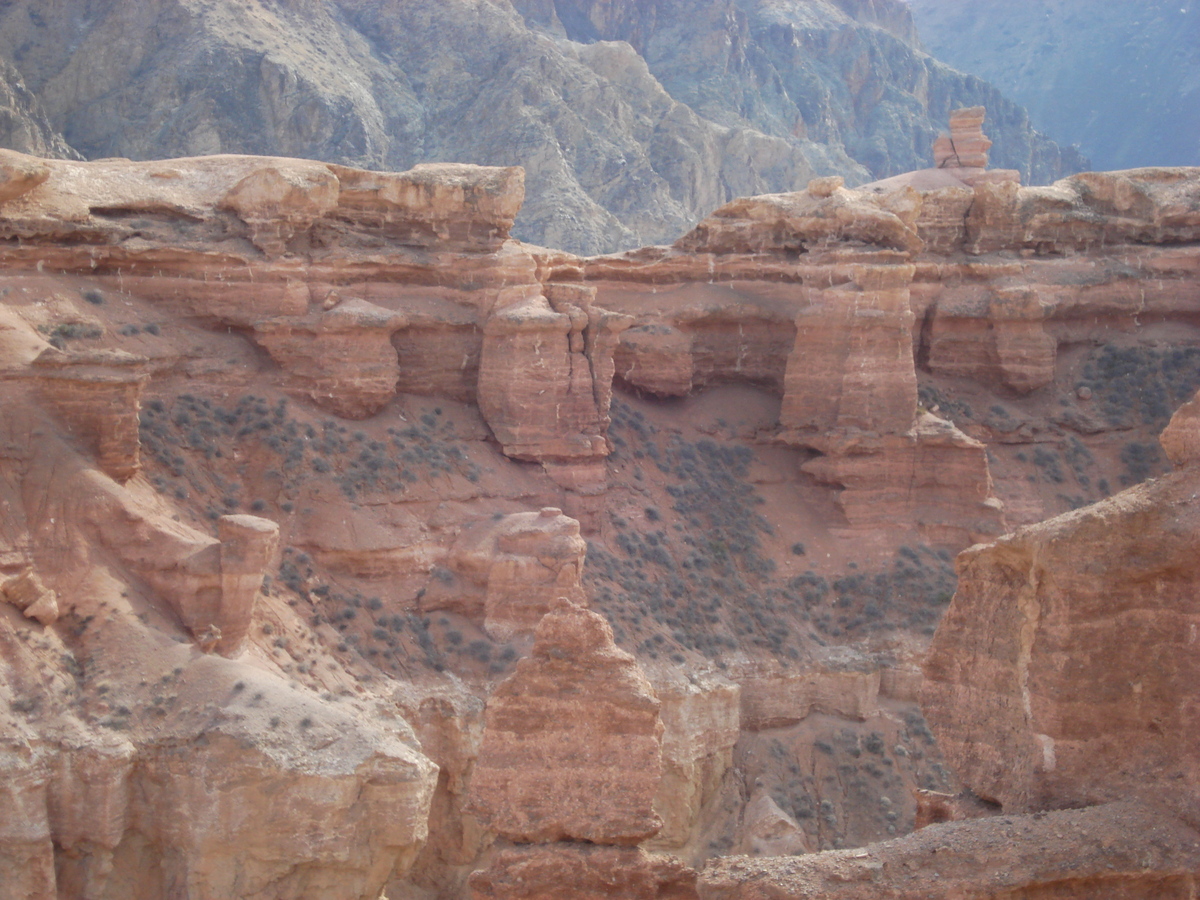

{"left": 0, "top": 0, "right": 1084, "bottom": 252}
{"left": 512, "top": 0, "right": 1088, "bottom": 181}
{"left": 906, "top": 0, "right": 1200, "bottom": 170}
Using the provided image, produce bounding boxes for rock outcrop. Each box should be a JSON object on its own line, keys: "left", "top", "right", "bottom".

{"left": 471, "top": 845, "right": 697, "bottom": 900}
{"left": 0, "top": 568, "right": 58, "bottom": 625}
{"left": 921, "top": 390, "right": 1200, "bottom": 821}
{"left": 254, "top": 298, "right": 408, "bottom": 419}
{"left": 29, "top": 347, "right": 149, "bottom": 482}
{"left": 699, "top": 390, "right": 1200, "bottom": 899}
{"left": 466, "top": 599, "right": 700, "bottom": 898}
{"left": 934, "top": 107, "right": 992, "bottom": 170}
{"left": 648, "top": 674, "right": 741, "bottom": 853}
{"left": 478, "top": 284, "right": 632, "bottom": 462}
{"left": 562, "top": 174, "right": 1007, "bottom": 545}
{"left": 443, "top": 508, "right": 589, "bottom": 640}
{"left": 0, "top": 139, "right": 1198, "bottom": 900}
{"left": 467, "top": 599, "right": 664, "bottom": 844}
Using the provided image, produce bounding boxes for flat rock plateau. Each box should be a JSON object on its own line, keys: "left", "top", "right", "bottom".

{"left": 0, "top": 0, "right": 1087, "bottom": 255}
{"left": 1, "top": 111, "right": 1199, "bottom": 897}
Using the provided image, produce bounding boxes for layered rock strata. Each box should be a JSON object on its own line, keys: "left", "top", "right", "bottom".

{"left": 467, "top": 599, "right": 664, "bottom": 844}
{"left": 921, "top": 390, "right": 1200, "bottom": 820}
{"left": 0, "top": 395, "right": 439, "bottom": 900}
{"left": 29, "top": 347, "right": 148, "bottom": 482}
{"left": 470, "top": 845, "right": 697, "bottom": 900}
{"left": 467, "top": 599, "right": 698, "bottom": 898}
{"left": 648, "top": 674, "right": 741, "bottom": 853}
{"left": 478, "top": 284, "right": 632, "bottom": 462}
{"left": 550, "top": 174, "right": 1006, "bottom": 544}
{"left": 699, "top": 391, "right": 1200, "bottom": 898}
{"left": 441, "top": 508, "right": 589, "bottom": 640}
{"left": 934, "top": 106, "right": 992, "bottom": 170}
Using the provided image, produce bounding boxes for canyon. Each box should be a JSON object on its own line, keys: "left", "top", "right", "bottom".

{"left": 0, "top": 108, "right": 1197, "bottom": 899}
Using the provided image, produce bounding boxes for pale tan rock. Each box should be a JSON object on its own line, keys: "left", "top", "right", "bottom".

{"left": 0, "top": 569, "right": 58, "bottom": 625}
{"left": 0, "top": 148, "right": 50, "bottom": 204}
{"left": 806, "top": 175, "right": 844, "bottom": 198}
{"left": 731, "top": 659, "right": 880, "bottom": 731}
{"left": 329, "top": 163, "right": 524, "bottom": 249}
{"left": 698, "top": 802, "right": 1200, "bottom": 900}
{"left": 466, "top": 599, "right": 664, "bottom": 844}
{"left": 219, "top": 163, "right": 340, "bottom": 258}
{"left": 677, "top": 183, "right": 923, "bottom": 256}
{"left": 648, "top": 674, "right": 740, "bottom": 851}
{"left": 0, "top": 746, "right": 55, "bottom": 900}
{"left": 135, "top": 730, "right": 435, "bottom": 900}
{"left": 737, "top": 791, "right": 811, "bottom": 857}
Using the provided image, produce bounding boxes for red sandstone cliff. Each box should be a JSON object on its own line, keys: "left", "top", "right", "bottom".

{"left": 0, "top": 136, "right": 1197, "bottom": 899}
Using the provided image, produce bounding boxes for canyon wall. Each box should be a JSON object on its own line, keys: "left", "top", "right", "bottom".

{"left": 0, "top": 141, "right": 1197, "bottom": 899}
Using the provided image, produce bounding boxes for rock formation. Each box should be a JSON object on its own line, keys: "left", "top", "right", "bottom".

{"left": 467, "top": 599, "right": 664, "bottom": 844}
{"left": 466, "top": 599, "right": 701, "bottom": 898}
{"left": 255, "top": 298, "right": 408, "bottom": 419}
{"left": 921, "top": 389, "right": 1200, "bottom": 821}
{"left": 934, "top": 107, "right": 991, "bottom": 170}
{"left": 0, "top": 137, "right": 1196, "bottom": 900}
{"left": 470, "top": 845, "right": 697, "bottom": 900}
{"left": 698, "top": 389, "right": 1200, "bottom": 899}
{"left": 29, "top": 347, "right": 149, "bottom": 482}
{"left": 0, "top": 568, "right": 58, "bottom": 625}
{"left": 0, "top": 0, "right": 1084, "bottom": 254}
{"left": 478, "top": 285, "right": 632, "bottom": 462}
{"left": 442, "top": 508, "right": 589, "bottom": 640}
{"left": 700, "top": 801, "right": 1200, "bottom": 899}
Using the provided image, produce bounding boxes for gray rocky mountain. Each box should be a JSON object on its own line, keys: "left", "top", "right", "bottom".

{"left": 0, "top": 0, "right": 1084, "bottom": 252}
{"left": 907, "top": 0, "right": 1200, "bottom": 171}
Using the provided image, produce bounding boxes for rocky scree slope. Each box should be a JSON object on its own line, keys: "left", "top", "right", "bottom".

{"left": 0, "top": 0, "right": 1083, "bottom": 254}
{"left": 0, "top": 145, "right": 1198, "bottom": 899}
{"left": 908, "top": 0, "right": 1200, "bottom": 170}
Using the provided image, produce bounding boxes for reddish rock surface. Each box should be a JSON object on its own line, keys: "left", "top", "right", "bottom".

{"left": 469, "top": 844, "right": 697, "bottom": 900}
{"left": 29, "top": 347, "right": 149, "bottom": 482}
{"left": 921, "top": 395, "right": 1200, "bottom": 821}
{"left": 0, "top": 141, "right": 1198, "bottom": 900}
{"left": 467, "top": 599, "right": 664, "bottom": 844}
{"left": 444, "top": 508, "right": 589, "bottom": 640}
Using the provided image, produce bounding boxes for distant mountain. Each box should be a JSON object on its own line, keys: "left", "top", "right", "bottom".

{"left": 0, "top": 0, "right": 1086, "bottom": 252}
{"left": 906, "top": 0, "right": 1200, "bottom": 170}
